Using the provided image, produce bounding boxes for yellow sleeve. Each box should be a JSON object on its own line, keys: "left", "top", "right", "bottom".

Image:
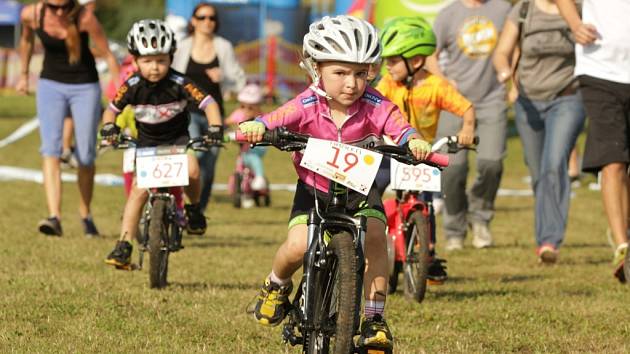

{"left": 435, "top": 76, "right": 472, "bottom": 117}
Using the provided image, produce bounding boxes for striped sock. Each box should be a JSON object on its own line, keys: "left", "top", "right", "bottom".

{"left": 364, "top": 300, "right": 385, "bottom": 318}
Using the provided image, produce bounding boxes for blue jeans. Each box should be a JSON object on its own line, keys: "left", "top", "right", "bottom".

{"left": 36, "top": 79, "right": 102, "bottom": 166}
{"left": 242, "top": 146, "right": 267, "bottom": 177}
{"left": 515, "top": 93, "right": 585, "bottom": 248}
{"left": 188, "top": 112, "right": 221, "bottom": 212}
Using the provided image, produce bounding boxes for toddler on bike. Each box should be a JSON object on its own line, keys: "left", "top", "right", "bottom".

{"left": 375, "top": 16, "right": 477, "bottom": 283}
{"left": 240, "top": 15, "right": 431, "bottom": 351}
{"left": 226, "top": 83, "right": 268, "bottom": 204}
{"left": 100, "top": 19, "right": 222, "bottom": 269}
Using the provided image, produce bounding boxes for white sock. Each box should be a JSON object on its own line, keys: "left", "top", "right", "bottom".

{"left": 269, "top": 271, "right": 290, "bottom": 286}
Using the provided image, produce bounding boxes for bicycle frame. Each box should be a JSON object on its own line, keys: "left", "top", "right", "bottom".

{"left": 384, "top": 191, "right": 432, "bottom": 264}
{"left": 283, "top": 180, "right": 367, "bottom": 349}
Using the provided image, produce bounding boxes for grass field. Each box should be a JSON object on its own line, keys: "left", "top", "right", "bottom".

{"left": 0, "top": 93, "right": 628, "bottom": 353}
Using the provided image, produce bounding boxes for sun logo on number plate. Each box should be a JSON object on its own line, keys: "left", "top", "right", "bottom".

{"left": 363, "top": 155, "right": 375, "bottom": 165}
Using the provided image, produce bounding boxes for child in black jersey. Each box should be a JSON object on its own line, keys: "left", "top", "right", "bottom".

{"left": 100, "top": 19, "right": 222, "bottom": 269}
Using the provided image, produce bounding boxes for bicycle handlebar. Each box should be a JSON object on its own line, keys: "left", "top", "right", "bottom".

{"left": 232, "top": 127, "right": 449, "bottom": 168}
{"left": 99, "top": 135, "right": 217, "bottom": 152}
{"left": 432, "top": 135, "right": 479, "bottom": 154}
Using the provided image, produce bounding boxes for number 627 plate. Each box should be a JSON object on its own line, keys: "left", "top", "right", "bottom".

{"left": 135, "top": 146, "right": 189, "bottom": 189}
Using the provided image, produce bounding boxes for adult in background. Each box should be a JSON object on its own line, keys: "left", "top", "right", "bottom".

{"left": 556, "top": 0, "right": 630, "bottom": 282}
{"left": 493, "top": 0, "right": 585, "bottom": 264}
{"left": 16, "top": 0, "right": 119, "bottom": 238}
{"left": 172, "top": 2, "right": 246, "bottom": 213}
{"left": 427, "top": 0, "right": 511, "bottom": 251}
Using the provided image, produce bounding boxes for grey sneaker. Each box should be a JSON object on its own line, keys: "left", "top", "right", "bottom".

{"left": 445, "top": 237, "right": 464, "bottom": 251}
{"left": 471, "top": 222, "right": 493, "bottom": 249}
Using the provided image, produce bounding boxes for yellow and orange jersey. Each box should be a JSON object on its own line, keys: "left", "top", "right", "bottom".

{"left": 376, "top": 72, "right": 472, "bottom": 142}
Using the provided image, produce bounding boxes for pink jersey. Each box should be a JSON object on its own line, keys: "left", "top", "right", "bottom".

{"left": 256, "top": 86, "right": 416, "bottom": 192}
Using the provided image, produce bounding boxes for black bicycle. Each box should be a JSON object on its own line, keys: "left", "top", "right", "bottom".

{"left": 242, "top": 128, "right": 447, "bottom": 353}
{"left": 102, "top": 135, "right": 213, "bottom": 288}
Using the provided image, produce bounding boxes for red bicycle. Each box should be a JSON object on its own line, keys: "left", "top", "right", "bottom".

{"left": 385, "top": 135, "right": 477, "bottom": 302}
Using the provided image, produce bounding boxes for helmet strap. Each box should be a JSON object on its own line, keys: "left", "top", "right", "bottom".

{"left": 300, "top": 58, "right": 332, "bottom": 100}
{"left": 403, "top": 57, "right": 421, "bottom": 89}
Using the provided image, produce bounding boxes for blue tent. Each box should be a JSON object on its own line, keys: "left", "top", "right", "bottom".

{"left": 0, "top": 0, "right": 22, "bottom": 25}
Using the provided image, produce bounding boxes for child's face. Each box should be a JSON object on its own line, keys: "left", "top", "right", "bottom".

{"left": 385, "top": 55, "right": 425, "bottom": 82}
{"left": 318, "top": 62, "right": 370, "bottom": 108}
{"left": 134, "top": 54, "right": 171, "bottom": 82}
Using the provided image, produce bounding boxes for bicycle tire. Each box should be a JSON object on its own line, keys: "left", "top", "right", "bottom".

{"left": 232, "top": 173, "right": 242, "bottom": 208}
{"left": 305, "top": 231, "right": 357, "bottom": 354}
{"left": 148, "top": 199, "right": 169, "bottom": 289}
{"left": 388, "top": 261, "right": 402, "bottom": 294}
{"left": 403, "top": 211, "right": 430, "bottom": 303}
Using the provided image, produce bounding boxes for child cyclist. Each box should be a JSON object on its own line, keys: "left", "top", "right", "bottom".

{"left": 241, "top": 15, "right": 432, "bottom": 350}
{"left": 225, "top": 83, "right": 268, "bottom": 199}
{"left": 100, "top": 19, "right": 223, "bottom": 269}
{"left": 375, "top": 16, "right": 476, "bottom": 283}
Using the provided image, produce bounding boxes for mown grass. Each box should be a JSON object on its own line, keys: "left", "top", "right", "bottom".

{"left": 0, "top": 93, "right": 628, "bottom": 353}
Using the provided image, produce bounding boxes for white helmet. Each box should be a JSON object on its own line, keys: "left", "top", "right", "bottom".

{"left": 237, "top": 84, "right": 264, "bottom": 105}
{"left": 127, "top": 19, "right": 176, "bottom": 56}
{"left": 303, "top": 15, "right": 381, "bottom": 64}
{"left": 301, "top": 15, "right": 380, "bottom": 98}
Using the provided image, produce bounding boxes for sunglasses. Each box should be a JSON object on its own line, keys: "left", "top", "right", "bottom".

{"left": 194, "top": 14, "right": 217, "bottom": 22}
{"left": 46, "top": 2, "right": 73, "bottom": 11}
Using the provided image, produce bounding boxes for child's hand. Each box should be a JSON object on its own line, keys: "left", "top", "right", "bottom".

{"left": 456, "top": 127, "right": 475, "bottom": 146}
{"left": 100, "top": 123, "right": 121, "bottom": 144}
{"left": 206, "top": 125, "right": 224, "bottom": 144}
{"left": 239, "top": 121, "right": 265, "bottom": 143}
{"left": 408, "top": 138, "right": 431, "bottom": 161}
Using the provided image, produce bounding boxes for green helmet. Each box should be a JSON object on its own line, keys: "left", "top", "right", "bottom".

{"left": 380, "top": 16, "right": 437, "bottom": 58}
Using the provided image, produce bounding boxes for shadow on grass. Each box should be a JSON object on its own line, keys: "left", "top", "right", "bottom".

{"left": 428, "top": 288, "right": 529, "bottom": 301}
{"left": 186, "top": 237, "right": 278, "bottom": 249}
{"left": 168, "top": 281, "right": 256, "bottom": 292}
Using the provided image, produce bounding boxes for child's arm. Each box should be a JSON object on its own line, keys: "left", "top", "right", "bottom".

{"left": 457, "top": 107, "right": 475, "bottom": 146}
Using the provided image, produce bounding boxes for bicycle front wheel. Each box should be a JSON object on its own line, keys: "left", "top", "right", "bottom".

{"left": 148, "top": 199, "right": 169, "bottom": 289}
{"left": 403, "top": 211, "right": 430, "bottom": 303}
{"left": 306, "top": 231, "right": 358, "bottom": 354}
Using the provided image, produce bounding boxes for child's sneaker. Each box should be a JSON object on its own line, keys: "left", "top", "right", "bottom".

{"left": 185, "top": 203, "right": 206, "bottom": 235}
{"left": 613, "top": 243, "right": 628, "bottom": 283}
{"left": 537, "top": 244, "right": 558, "bottom": 264}
{"left": 247, "top": 278, "right": 293, "bottom": 326}
{"left": 82, "top": 216, "right": 100, "bottom": 238}
{"left": 427, "top": 257, "right": 448, "bottom": 285}
{"left": 251, "top": 175, "right": 267, "bottom": 191}
{"left": 356, "top": 314, "right": 394, "bottom": 351}
{"left": 105, "top": 241, "right": 133, "bottom": 269}
{"left": 38, "top": 216, "right": 63, "bottom": 237}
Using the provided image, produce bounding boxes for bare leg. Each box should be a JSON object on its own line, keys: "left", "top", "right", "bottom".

{"left": 272, "top": 224, "right": 307, "bottom": 279}
{"left": 601, "top": 163, "right": 630, "bottom": 246}
{"left": 184, "top": 155, "right": 201, "bottom": 204}
{"left": 42, "top": 157, "right": 62, "bottom": 217}
{"left": 119, "top": 181, "right": 148, "bottom": 242}
{"left": 77, "top": 165, "right": 95, "bottom": 218}
{"left": 568, "top": 146, "right": 580, "bottom": 178}
{"left": 364, "top": 218, "right": 388, "bottom": 301}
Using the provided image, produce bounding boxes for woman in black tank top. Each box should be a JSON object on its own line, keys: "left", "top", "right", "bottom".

{"left": 171, "top": 2, "right": 246, "bottom": 213}
{"left": 17, "top": 0, "right": 120, "bottom": 238}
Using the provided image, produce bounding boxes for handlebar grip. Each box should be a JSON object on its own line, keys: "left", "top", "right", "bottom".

{"left": 233, "top": 130, "right": 248, "bottom": 143}
{"left": 425, "top": 152, "right": 449, "bottom": 167}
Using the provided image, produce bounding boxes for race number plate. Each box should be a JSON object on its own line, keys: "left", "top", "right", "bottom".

{"left": 300, "top": 138, "right": 382, "bottom": 195}
{"left": 390, "top": 159, "right": 441, "bottom": 192}
{"left": 135, "top": 146, "right": 189, "bottom": 189}
{"left": 122, "top": 147, "right": 136, "bottom": 173}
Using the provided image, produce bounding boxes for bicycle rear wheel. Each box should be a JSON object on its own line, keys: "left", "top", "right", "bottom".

{"left": 403, "top": 211, "right": 430, "bottom": 303}
{"left": 305, "top": 231, "right": 357, "bottom": 354}
{"left": 148, "top": 199, "right": 169, "bottom": 289}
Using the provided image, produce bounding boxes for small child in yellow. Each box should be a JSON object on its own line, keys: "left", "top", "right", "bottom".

{"left": 375, "top": 16, "right": 476, "bottom": 284}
